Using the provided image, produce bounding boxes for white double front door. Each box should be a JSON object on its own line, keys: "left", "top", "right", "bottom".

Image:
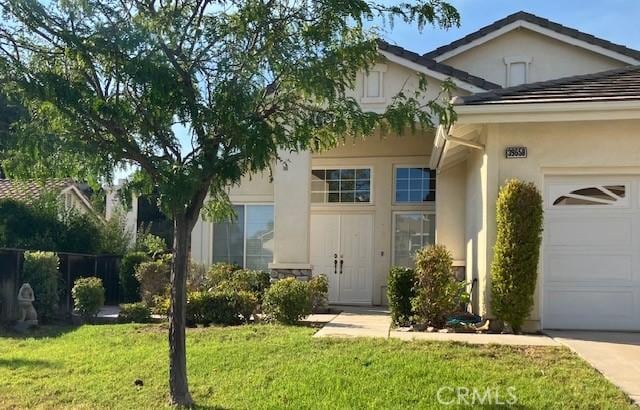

{"left": 310, "top": 214, "right": 373, "bottom": 304}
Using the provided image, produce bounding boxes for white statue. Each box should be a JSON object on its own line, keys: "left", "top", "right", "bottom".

{"left": 17, "top": 283, "right": 38, "bottom": 326}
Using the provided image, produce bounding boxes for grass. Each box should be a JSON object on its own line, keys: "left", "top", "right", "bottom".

{"left": 0, "top": 324, "right": 633, "bottom": 409}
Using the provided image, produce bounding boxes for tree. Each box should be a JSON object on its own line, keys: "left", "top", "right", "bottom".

{"left": 0, "top": 0, "right": 459, "bottom": 405}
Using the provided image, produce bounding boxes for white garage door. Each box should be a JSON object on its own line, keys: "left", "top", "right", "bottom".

{"left": 543, "top": 176, "right": 640, "bottom": 330}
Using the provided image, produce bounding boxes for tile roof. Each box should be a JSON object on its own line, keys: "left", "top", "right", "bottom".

{"left": 424, "top": 11, "right": 640, "bottom": 62}
{"left": 0, "top": 179, "right": 77, "bottom": 203}
{"left": 454, "top": 65, "right": 640, "bottom": 105}
{"left": 377, "top": 40, "right": 502, "bottom": 90}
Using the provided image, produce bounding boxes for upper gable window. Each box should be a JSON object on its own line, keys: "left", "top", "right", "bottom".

{"left": 361, "top": 64, "right": 387, "bottom": 103}
{"left": 504, "top": 56, "right": 532, "bottom": 87}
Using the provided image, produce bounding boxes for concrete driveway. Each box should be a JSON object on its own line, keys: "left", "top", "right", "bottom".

{"left": 546, "top": 331, "right": 640, "bottom": 404}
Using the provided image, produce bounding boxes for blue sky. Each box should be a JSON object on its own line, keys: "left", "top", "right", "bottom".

{"left": 381, "top": 0, "right": 640, "bottom": 54}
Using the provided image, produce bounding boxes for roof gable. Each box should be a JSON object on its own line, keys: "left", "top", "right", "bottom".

{"left": 424, "top": 11, "right": 640, "bottom": 65}
{"left": 376, "top": 40, "right": 501, "bottom": 92}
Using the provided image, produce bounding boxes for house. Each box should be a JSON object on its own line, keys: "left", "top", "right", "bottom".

{"left": 0, "top": 179, "right": 96, "bottom": 215}
{"left": 190, "top": 11, "right": 640, "bottom": 331}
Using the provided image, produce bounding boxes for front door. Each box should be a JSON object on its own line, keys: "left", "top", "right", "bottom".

{"left": 310, "top": 214, "right": 373, "bottom": 304}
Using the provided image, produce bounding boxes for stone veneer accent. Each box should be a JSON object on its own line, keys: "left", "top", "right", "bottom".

{"left": 270, "top": 268, "right": 312, "bottom": 282}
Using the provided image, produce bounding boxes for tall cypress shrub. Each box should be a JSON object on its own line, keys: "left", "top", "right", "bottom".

{"left": 491, "top": 179, "right": 543, "bottom": 332}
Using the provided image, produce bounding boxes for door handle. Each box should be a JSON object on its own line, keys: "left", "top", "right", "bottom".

{"left": 339, "top": 258, "right": 344, "bottom": 274}
{"left": 333, "top": 254, "right": 338, "bottom": 274}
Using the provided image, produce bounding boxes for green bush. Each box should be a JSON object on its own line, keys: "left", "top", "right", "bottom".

{"left": 308, "top": 274, "right": 329, "bottom": 312}
{"left": 202, "top": 262, "right": 240, "bottom": 290}
{"left": 58, "top": 209, "right": 102, "bottom": 254}
{"left": 119, "top": 252, "right": 151, "bottom": 303}
{"left": 216, "top": 269, "right": 271, "bottom": 298}
{"left": 411, "top": 245, "right": 466, "bottom": 328}
{"left": 71, "top": 277, "right": 105, "bottom": 321}
{"left": 186, "top": 287, "right": 259, "bottom": 326}
{"left": 135, "top": 230, "right": 167, "bottom": 258}
{"left": 21, "top": 251, "right": 60, "bottom": 320}
{"left": 118, "top": 302, "right": 152, "bottom": 323}
{"left": 491, "top": 179, "right": 543, "bottom": 332}
{"left": 262, "top": 278, "right": 311, "bottom": 324}
{"left": 387, "top": 267, "right": 416, "bottom": 326}
{"left": 134, "top": 257, "right": 171, "bottom": 305}
{"left": 98, "top": 211, "right": 134, "bottom": 255}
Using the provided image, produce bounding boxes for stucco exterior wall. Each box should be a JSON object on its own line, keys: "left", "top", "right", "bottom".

{"left": 434, "top": 161, "right": 466, "bottom": 263}
{"left": 442, "top": 28, "right": 626, "bottom": 87}
{"left": 313, "top": 131, "right": 434, "bottom": 305}
{"left": 449, "top": 119, "right": 640, "bottom": 330}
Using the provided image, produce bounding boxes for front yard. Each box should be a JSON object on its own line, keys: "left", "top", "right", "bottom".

{"left": 0, "top": 324, "right": 633, "bottom": 409}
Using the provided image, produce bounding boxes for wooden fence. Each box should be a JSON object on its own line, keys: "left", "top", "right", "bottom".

{"left": 0, "top": 248, "right": 121, "bottom": 322}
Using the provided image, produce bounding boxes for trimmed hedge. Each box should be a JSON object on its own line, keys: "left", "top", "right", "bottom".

{"left": 491, "top": 179, "right": 543, "bottom": 332}
{"left": 411, "top": 245, "right": 466, "bottom": 328}
{"left": 119, "top": 252, "right": 151, "bottom": 303}
{"left": 21, "top": 251, "right": 60, "bottom": 321}
{"left": 387, "top": 267, "right": 416, "bottom": 326}
{"left": 118, "top": 302, "right": 152, "bottom": 323}
{"left": 186, "top": 288, "right": 258, "bottom": 326}
{"left": 262, "top": 277, "right": 311, "bottom": 324}
{"left": 72, "top": 277, "right": 105, "bottom": 321}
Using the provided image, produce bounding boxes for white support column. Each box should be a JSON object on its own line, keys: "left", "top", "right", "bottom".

{"left": 268, "top": 149, "right": 312, "bottom": 277}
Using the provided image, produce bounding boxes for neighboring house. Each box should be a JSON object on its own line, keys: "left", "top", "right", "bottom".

{"left": 0, "top": 179, "right": 96, "bottom": 215}
{"left": 190, "top": 11, "right": 640, "bottom": 332}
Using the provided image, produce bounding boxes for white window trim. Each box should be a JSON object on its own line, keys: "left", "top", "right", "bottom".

{"left": 361, "top": 63, "right": 387, "bottom": 104}
{"left": 311, "top": 165, "right": 375, "bottom": 206}
{"left": 212, "top": 202, "right": 274, "bottom": 269}
{"left": 391, "top": 210, "right": 436, "bottom": 267}
{"left": 504, "top": 56, "right": 532, "bottom": 87}
{"left": 392, "top": 165, "right": 436, "bottom": 205}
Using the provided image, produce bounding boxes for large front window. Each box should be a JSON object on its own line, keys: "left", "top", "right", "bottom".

{"left": 311, "top": 168, "right": 372, "bottom": 204}
{"left": 393, "top": 212, "right": 435, "bottom": 267}
{"left": 212, "top": 204, "right": 274, "bottom": 271}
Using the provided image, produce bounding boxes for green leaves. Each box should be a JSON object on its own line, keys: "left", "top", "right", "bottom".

{"left": 0, "top": 0, "right": 459, "bottom": 221}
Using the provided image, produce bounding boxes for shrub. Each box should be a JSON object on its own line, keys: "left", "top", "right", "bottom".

{"left": 235, "top": 290, "right": 259, "bottom": 322}
{"left": 387, "top": 267, "right": 416, "bottom": 326}
{"left": 21, "top": 251, "right": 60, "bottom": 320}
{"left": 491, "top": 179, "right": 543, "bottom": 332}
{"left": 135, "top": 257, "right": 171, "bottom": 305}
{"left": 98, "top": 211, "right": 134, "bottom": 255}
{"left": 72, "top": 277, "right": 105, "bottom": 321}
{"left": 411, "top": 245, "right": 466, "bottom": 328}
{"left": 202, "top": 262, "right": 240, "bottom": 289}
{"left": 119, "top": 252, "right": 151, "bottom": 303}
{"left": 308, "top": 274, "right": 329, "bottom": 312}
{"left": 136, "top": 230, "right": 167, "bottom": 258}
{"left": 187, "top": 261, "right": 208, "bottom": 292}
{"left": 118, "top": 302, "right": 152, "bottom": 323}
{"left": 262, "top": 278, "right": 311, "bottom": 324}
{"left": 217, "top": 269, "right": 271, "bottom": 297}
{"left": 58, "top": 209, "right": 102, "bottom": 254}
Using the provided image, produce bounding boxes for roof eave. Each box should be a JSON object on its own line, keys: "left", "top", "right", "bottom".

{"left": 454, "top": 100, "right": 640, "bottom": 124}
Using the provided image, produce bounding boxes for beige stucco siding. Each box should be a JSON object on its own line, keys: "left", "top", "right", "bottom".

{"left": 313, "top": 131, "right": 434, "bottom": 305}
{"left": 442, "top": 28, "right": 626, "bottom": 87}
{"left": 444, "top": 119, "right": 640, "bottom": 330}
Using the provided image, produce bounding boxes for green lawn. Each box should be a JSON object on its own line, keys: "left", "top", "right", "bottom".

{"left": 0, "top": 324, "right": 633, "bottom": 409}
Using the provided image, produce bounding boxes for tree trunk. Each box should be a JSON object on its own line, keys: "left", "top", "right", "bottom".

{"left": 168, "top": 213, "right": 194, "bottom": 406}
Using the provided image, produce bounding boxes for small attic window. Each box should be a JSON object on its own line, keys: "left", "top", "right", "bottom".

{"left": 504, "top": 56, "right": 532, "bottom": 87}
{"left": 362, "top": 63, "right": 387, "bottom": 103}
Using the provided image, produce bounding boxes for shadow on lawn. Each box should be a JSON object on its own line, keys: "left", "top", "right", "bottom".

{"left": 0, "top": 323, "right": 78, "bottom": 339}
{"left": 0, "top": 357, "right": 58, "bottom": 369}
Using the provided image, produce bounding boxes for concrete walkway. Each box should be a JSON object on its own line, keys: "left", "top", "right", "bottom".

{"left": 313, "top": 306, "right": 391, "bottom": 338}
{"left": 547, "top": 331, "right": 640, "bottom": 405}
{"left": 314, "top": 306, "right": 557, "bottom": 346}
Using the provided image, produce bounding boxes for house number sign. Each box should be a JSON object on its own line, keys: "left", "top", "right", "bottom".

{"left": 505, "top": 146, "right": 527, "bottom": 159}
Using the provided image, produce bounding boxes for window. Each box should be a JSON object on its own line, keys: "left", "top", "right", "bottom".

{"left": 361, "top": 64, "right": 387, "bottom": 103}
{"left": 311, "top": 168, "right": 372, "bottom": 204}
{"left": 504, "top": 56, "right": 532, "bottom": 87}
{"left": 212, "top": 204, "right": 274, "bottom": 270}
{"left": 393, "top": 212, "right": 435, "bottom": 267}
{"left": 394, "top": 167, "right": 436, "bottom": 203}
{"left": 553, "top": 185, "right": 626, "bottom": 206}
